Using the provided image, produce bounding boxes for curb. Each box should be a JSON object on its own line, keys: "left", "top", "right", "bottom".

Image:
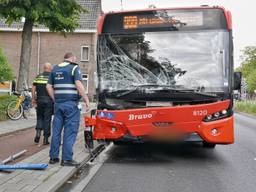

{"left": 0, "top": 125, "right": 36, "bottom": 138}
{"left": 33, "top": 162, "right": 83, "bottom": 192}
{"left": 70, "top": 143, "right": 113, "bottom": 192}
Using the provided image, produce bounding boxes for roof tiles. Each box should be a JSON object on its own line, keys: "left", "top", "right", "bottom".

{"left": 0, "top": 0, "right": 101, "bottom": 31}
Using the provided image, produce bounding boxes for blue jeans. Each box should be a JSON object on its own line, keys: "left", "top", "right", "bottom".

{"left": 49, "top": 101, "right": 80, "bottom": 161}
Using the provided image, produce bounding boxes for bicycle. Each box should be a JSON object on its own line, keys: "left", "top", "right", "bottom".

{"left": 6, "top": 89, "right": 32, "bottom": 120}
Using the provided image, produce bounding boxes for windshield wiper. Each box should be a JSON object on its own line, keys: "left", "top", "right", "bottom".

{"left": 140, "top": 85, "right": 219, "bottom": 98}
{"left": 106, "top": 84, "right": 219, "bottom": 99}
{"left": 114, "top": 84, "right": 175, "bottom": 97}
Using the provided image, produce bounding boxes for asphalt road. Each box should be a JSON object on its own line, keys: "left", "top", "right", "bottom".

{"left": 82, "top": 113, "right": 256, "bottom": 192}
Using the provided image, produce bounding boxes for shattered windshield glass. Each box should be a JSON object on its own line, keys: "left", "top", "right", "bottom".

{"left": 98, "top": 30, "right": 229, "bottom": 93}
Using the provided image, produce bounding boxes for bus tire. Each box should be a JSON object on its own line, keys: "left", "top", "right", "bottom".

{"left": 202, "top": 141, "right": 216, "bottom": 148}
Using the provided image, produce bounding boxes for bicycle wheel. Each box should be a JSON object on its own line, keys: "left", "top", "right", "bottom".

{"left": 7, "top": 100, "right": 24, "bottom": 120}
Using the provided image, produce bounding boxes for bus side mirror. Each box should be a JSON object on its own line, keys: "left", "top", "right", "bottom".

{"left": 234, "top": 72, "right": 242, "bottom": 90}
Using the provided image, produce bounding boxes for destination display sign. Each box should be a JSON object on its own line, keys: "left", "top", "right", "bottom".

{"left": 101, "top": 9, "right": 228, "bottom": 34}
{"left": 123, "top": 12, "right": 203, "bottom": 30}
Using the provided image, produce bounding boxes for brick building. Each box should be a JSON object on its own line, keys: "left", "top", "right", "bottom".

{"left": 0, "top": 0, "right": 101, "bottom": 99}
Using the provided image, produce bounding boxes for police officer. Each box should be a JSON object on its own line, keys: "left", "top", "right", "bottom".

{"left": 46, "top": 52, "right": 89, "bottom": 166}
{"left": 32, "top": 63, "right": 53, "bottom": 145}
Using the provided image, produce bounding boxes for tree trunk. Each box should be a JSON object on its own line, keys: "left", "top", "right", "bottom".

{"left": 17, "top": 19, "right": 33, "bottom": 91}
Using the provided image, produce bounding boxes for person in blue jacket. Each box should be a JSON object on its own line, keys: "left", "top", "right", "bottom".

{"left": 46, "top": 52, "right": 89, "bottom": 166}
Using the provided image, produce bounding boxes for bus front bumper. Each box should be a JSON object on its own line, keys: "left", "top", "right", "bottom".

{"left": 85, "top": 116, "right": 234, "bottom": 144}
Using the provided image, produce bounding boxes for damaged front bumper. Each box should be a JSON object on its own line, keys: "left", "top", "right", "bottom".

{"left": 85, "top": 100, "right": 234, "bottom": 144}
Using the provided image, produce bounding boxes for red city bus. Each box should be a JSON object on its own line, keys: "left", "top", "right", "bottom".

{"left": 85, "top": 6, "right": 241, "bottom": 148}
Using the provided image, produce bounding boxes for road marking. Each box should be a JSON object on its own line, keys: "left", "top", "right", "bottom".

{"left": 254, "top": 158, "right": 256, "bottom": 161}
{"left": 70, "top": 143, "right": 113, "bottom": 192}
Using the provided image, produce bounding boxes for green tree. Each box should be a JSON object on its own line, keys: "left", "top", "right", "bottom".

{"left": 247, "top": 69, "right": 256, "bottom": 93}
{"left": 0, "top": 0, "right": 86, "bottom": 90}
{"left": 0, "top": 47, "right": 13, "bottom": 83}
{"left": 237, "top": 46, "right": 256, "bottom": 93}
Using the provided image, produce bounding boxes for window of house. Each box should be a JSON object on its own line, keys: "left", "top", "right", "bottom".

{"left": 81, "top": 46, "right": 90, "bottom": 61}
{"left": 82, "top": 74, "right": 89, "bottom": 94}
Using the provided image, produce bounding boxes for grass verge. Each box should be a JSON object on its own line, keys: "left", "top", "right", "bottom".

{"left": 0, "top": 95, "right": 16, "bottom": 121}
{"left": 235, "top": 100, "right": 256, "bottom": 116}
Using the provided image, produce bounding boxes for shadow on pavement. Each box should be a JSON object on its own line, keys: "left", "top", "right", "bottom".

{"left": 106, "top": 142, "right": 225, "bottom": 165}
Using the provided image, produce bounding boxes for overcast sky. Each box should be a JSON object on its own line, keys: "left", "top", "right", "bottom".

{"left": 102, "top": 0, "right": 254, "bottom": 67}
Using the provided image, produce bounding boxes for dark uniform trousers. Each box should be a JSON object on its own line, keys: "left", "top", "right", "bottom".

{"left": 36, "top": 101, "right": 53, "bottom": 137}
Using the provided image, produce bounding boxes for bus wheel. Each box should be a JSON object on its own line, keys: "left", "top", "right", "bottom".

{"left": 202, "top": 141, "right": 216, "bottom": 148}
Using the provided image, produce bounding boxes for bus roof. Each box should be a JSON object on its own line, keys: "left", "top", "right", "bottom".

{"left": 105, "top": 6, "right": 226, "bottom": 15}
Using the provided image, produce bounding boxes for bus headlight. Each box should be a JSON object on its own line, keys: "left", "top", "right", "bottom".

{"left": 221, "top": 110, "right": 227, "bottom": 115}
{"left": 206, "top": 115, "right": 213, "bottom": 120}
{"left": 214, "top": 112, "right": 220, "bottom": 118}
{"left": 203, "top": 109, "right": 230, "bottom": 122}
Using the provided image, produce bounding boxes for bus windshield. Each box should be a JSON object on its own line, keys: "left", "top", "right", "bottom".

{"left": 98, "top": 30, "right": 230, "bottom": 94}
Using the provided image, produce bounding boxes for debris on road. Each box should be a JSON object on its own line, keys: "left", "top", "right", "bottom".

{"left": 1, "top": 149, "right": 27, "bottom": 164}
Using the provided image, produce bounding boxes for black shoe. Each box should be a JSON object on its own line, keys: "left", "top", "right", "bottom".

{"left": 61, "top": 160, "right": 80, "bottom": 167}
{"left": 49, "top": 158, "right": 60, "bottom": 164}
{"left": 34, "top": 130, "right": 41, "bottom": 143}
{"left": 43, "top": 137, "right": 49, "bottom": 145}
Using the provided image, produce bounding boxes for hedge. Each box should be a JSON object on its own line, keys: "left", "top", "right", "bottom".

{"left": 0, "top": 95, "right": 16, "bottom": 121}
{"left": 235, "top": 100, "right": 256, "bottom": 116}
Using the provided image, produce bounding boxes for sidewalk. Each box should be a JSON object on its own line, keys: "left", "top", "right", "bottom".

{"left": 0, "top": 117, "right": 36, "bottom": 137}
{"left": 0, "top": 128, "right": 97, "bottom": 192}
{"left": 0, "top": 107, "right": 36, "bottom": 137}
